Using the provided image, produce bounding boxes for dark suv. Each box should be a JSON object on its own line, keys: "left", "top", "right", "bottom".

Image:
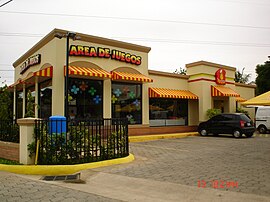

{"left": 198, "top": 113, "right": 255, "bottom": 138}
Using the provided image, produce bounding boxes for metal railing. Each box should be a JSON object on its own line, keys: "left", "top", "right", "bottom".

{"left": 0, "top": 120, "right": 19, "bottom": 143}
{"left": 34, "top": 118, "right": 129, "bottom": 165}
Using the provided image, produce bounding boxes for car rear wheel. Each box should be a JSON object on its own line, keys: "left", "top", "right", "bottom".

{"left": 199, "top": 129, "right": 208, "bottom": 136}
{"left": 258, "top": 125, "right": 267, "bottom": 134}
{"left": 233, "top": 129, "right": 242, "bottom": 138}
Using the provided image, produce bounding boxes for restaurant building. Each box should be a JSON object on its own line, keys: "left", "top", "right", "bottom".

{"left": 10, "top": 29, "right": 256, "bottom": 135}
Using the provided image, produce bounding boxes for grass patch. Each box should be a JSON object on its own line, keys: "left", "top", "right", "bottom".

{"left": 0, "top": 158, "right": 21, "bottom": 165}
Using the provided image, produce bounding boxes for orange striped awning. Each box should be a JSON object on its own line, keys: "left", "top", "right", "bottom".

{"left": 236, "top": 97, "right": 247, "bottom": 102}
{"left": 66, "top": 66, "right": 111, "bottom": 79}
{"left": 149, "top": 87, "right": 198, "bottom": 99}
{"left": 33, "top": 66, "right": 53, "bottom": 77}
{"left": 211, "top": 85, "right": 240, "bottom": 97}
{"left": 111, "top": 71, "right": 153, "bottom": 83}
{"left": 8, "top": 79, "right": 33, "bottom": 91}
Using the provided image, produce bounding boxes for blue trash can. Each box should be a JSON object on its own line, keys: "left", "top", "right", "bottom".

{"left": 49, "top": 116, "right": 67, "bottom": 134}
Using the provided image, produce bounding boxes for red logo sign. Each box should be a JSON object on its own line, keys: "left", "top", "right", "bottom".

{"left": 215, "top": 68, "right": 226, "bottom": 85}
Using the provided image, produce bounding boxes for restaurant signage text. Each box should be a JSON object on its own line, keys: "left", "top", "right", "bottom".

{"left": 69, "top": 45, "right": 142, "bottom": 65}
{"left": 20, "top": 54, "right": 41, "bottom": 74}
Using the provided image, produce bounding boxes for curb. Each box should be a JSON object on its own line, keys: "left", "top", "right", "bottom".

{"left": 0, "top": 154, "right": 134, "bottom": 175}
{"left": 129, "top": 132, "right": 199, "bottom": 142}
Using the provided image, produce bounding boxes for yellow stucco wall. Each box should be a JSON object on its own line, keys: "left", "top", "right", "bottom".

{"left": 235, "top": 84, "right": 256, "bottom": 119}
{"left": 148, "top": 72, "right": 189, "bottom": 90}
{"left": 186, "top": 61, "right": 244, "bottom": 122}
{"left": 12, "top": 30, "right": 256, "bottom": 128}
{"left": 13, "top": 30, "right": 150, "bottom": 125}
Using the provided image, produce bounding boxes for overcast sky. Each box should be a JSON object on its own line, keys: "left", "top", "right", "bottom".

{"left": 0, "top": 0, "right": 270, "bottom": 86}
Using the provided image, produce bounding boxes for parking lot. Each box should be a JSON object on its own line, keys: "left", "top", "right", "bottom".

{"left": 1, "top": 134, "right": 270, "bottom": 201}
{"left": 95, "top": 134, "right": 270, "bottom": 197}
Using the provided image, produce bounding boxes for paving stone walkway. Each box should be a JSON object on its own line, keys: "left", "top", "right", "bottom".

{"left": 1, "top": 135, "right": 270, "bottom": 201}
{"left": 0, "top": 171, "right": 121, "bottom": 202}
{"left": 95, "top": 135, "right": 270, "bottom": 197}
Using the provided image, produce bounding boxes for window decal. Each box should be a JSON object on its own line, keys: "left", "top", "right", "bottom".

{"left": 128, "top": 91, "right": 136, "bottom": 99}
{"left": 93, "top": 95, "right": 102, "bottom": 104}
{"left": 71, "top": 85, "right": 79, "bottom": 94}
{"left": 114, "top": 89, "right": 122, "bottom": 97}
{"left": 111, "top": 95, "right": 118, "bottom": 104}
{"left": 88, "top": 87, "right": 96, "bottom": 96}
{"left": 79, "top": 81, "right": 88, "bottom": 91}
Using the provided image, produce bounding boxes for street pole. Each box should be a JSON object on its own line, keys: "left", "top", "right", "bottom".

{"left": 54, "top": 31, "right": 77, "bottom": 119}
{"left": 65, "top": 34, "right": 70, "bottom": 119}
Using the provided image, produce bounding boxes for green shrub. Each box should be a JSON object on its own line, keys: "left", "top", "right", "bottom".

{"left": 206, "top": 108, "right": 222, "bottom": 119}
{"left": 0, "top": 158, "right": 21, "bottom": 165}
{"left": 236, "top": 107, "right": 249, "bottom": 116}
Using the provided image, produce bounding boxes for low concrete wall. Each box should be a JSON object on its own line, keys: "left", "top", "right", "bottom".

{"left": 0, "top": 141, "right": 19, "bottom": 162}
{"left": 128, "top": 125, "right": 198, "bottom": 136}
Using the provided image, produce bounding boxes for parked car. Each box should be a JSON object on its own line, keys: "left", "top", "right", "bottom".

{"left": 255, "top": 106, "right": 270, "bottom": 134}
{"left": 198, "top": 113, "right": 255, "bottom": 138}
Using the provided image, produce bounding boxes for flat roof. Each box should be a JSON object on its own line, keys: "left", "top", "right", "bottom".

{"left": 148, "top": 69, "right": 189, "bottom": 79}
{"left": 186, "top": 60, "right": 236, "bottom": 71}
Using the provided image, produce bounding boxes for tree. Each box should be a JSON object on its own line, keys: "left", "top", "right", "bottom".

{"left": 0, "top": 85, "right": 12, "bottom": 120}
{"left": 173, "top": 67, "right": 187, "bottom": 75}
{"left": 255, "top": 59, "right": 270, "bottom": 95}
{"left": 235, "top": 68, "right": 251, "bottom": 84}
{"left": 24, "top": 90, "right": 35, "bottom": 117}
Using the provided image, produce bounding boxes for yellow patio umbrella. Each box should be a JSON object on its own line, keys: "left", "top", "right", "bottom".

{"left": 241, "top": 91, "right": 270, "bottom": 106}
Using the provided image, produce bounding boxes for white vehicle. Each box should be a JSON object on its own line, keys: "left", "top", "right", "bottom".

{"left": 255, "top": 107, "right": 270, "bottom": 134}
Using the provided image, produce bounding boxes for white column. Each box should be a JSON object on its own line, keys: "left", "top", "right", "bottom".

{"left": 142, "top": 83, "right": 149, "bottom": 125}
{"left": 22, "top": 84, "right": 26, "bottom": 118}
{"left": 103, "top": 79, "right": 111, "bottom": 118}
{"left": 13, "top": 87, "right": 16, "bottom": 121}
{"left": 35, "top": 77, "right": 39, "bottom": 118}
{"left": 17, "top": 118, "right": 38, "bottom": 165}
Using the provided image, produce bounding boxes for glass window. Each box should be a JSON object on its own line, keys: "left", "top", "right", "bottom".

{"left": 16, "top": 91, "right": 23, "bottom": 119}
{"left": 68, "top": 78, "right": 103, "bottom": 119}
{"left": 211, "top": 115, "right": 223, "bottom": 121}
{"left": 222, "top": 114, "right": 233, "bottom": 121}
{"left": 39, "top": 80, "right": 52, "bottom": 119}
{"left": 25, "top": 86, "right": 35, "bottom": 117}
{"left": 112, "top": 82, "right": 142, "bottom": 124}
{"left": 149, "top": 98, "right": 188, "bottom": 126}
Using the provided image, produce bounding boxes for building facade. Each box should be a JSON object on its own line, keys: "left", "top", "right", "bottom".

{"left": 10, "top": 29, "right": 256, "bottom": 134}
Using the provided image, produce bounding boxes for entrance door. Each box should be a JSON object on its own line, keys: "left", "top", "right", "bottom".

{"left": 213, "top": 98, "right": 230, "bottom": 113}
{"left": 214, "top": 100, "right": 224, "bottom": 113}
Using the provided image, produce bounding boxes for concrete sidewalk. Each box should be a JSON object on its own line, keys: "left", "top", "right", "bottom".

{"left": 21, "top": 170, "right": 270, "bottom": 202}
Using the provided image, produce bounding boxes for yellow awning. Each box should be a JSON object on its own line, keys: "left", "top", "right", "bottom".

{"left": 149, "top": 87, "right": 198, "bottom": 99}
{"left": 211, "top": 85, "right": 240, "bottom": 97}
{"left": 23, "top": 66, "right": 53, "bottom": 83}
{"left": 33, "top": 66, "right": 53, "bottom": 77}
{"left": 111, "top": 71, "right": 153, "bottom": 83}
{"left": 8, "top": 79, "right": 25, "bottom": 91}
{"left": 236, "top": 97, "right": 247, "bottom": 102}
{"left": 66, "top": 66, "right": 111, "bottom": 79}
{"left": 242, "top": 91, "right": 270, "bottom": 106}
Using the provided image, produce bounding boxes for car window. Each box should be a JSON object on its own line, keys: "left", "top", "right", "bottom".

{"left": 240, "top": 114, "right": 251, "bottom": 122}
{"left": 223, "top": 114, "right": 234, "bottom": 121}
{"left": 211, "top": 115, "right": 224, "bottom": 121}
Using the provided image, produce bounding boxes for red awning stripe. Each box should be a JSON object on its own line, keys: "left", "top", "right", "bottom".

{"left": 33, "top": 66, "right": 53, "bottom": 77}
{"left": 66, "top": 66, "right": 111, "bottom": 78}
{"left": 211, "top": 85, "right": 240, "bottom": 97}
{"left": 149, "top": 87, "right": 198, "bottom": 99}
{"left": 111, "top": 71, "right": 153, "bottom": 82}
